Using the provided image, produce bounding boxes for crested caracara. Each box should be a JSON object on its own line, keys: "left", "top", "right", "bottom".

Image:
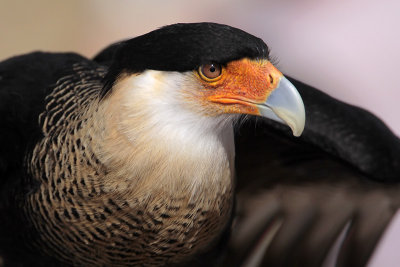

{"left": 0, "top": 23, "right": 304, "bottom": 266}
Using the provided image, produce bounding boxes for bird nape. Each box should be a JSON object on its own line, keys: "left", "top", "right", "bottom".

{"left": 0, "top": 22, "right": 399, "bottom": 267}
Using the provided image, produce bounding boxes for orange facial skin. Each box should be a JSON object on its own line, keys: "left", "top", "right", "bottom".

{"left": 198, "top": 58, "right": 283, "bottom": 116}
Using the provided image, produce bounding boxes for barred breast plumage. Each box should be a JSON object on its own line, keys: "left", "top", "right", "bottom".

{"left": 24, "top": 63, "right": 234, "bottom": 266}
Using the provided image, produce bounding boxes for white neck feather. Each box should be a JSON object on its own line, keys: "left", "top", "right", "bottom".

{"left": 94, "top": 71, "right": 235, "bottom": 200}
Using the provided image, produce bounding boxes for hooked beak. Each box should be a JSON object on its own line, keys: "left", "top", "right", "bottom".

{"left": 205, "top": 59, "right": 305, "bottom": 136}
{"left": 257, "top": 76, "right": 305, "bottom": 136}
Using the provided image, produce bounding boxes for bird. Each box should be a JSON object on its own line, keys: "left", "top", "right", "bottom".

{"left": 1, "top": 22, "right": 400, "bottom": 267}
{"left": 0, "top": 22, "right": 305, "bottom": 266}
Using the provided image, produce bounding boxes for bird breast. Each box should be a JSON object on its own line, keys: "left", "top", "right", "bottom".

{"left": 25, "top": 67, "right": 235, "bottom": 266}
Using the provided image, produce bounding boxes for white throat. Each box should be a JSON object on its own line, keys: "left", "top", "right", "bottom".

{"left": 96, "top": 70, "right": 236, "bottom": 198}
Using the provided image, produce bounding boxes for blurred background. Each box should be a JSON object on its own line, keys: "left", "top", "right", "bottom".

{"left": 1, "top": 0, "right": 400, "bottom": 135}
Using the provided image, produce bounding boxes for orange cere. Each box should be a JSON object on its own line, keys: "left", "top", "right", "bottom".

{"left": 201, "top": 58, "right": 283, "bottom": 115}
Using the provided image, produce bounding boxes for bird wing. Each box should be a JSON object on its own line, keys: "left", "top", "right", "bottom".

{"left": 0, "top": 52, "right": 106, "bottom": 266}
{"left": 0, "top": 52, "right": 96, "bottom": 180}
{"left": 229, "top": 79, "right": 400, "bottom": 267}
{"left": 231, "top": 117, "right": 400, "bottom": 267}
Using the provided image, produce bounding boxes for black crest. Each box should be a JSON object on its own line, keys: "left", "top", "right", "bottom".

{"left": 101, "top": 22, "right": 269, "bottom": 97}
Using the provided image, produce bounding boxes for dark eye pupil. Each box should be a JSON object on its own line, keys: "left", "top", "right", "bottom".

{"left": 209, "top": 66, "right": 216, "bottom": 72}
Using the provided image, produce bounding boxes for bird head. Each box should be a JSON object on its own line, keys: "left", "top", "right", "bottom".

{"left": 101, "top": 23, "right": 305, "bottom": 137}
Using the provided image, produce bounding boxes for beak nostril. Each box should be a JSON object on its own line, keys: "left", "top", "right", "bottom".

{"left": 269, "top": 74, "right": 274, "bottom": 84}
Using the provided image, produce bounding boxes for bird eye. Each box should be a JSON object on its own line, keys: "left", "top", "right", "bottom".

{"left": 199, "top": 63, "right": 222, "bottom": 81}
